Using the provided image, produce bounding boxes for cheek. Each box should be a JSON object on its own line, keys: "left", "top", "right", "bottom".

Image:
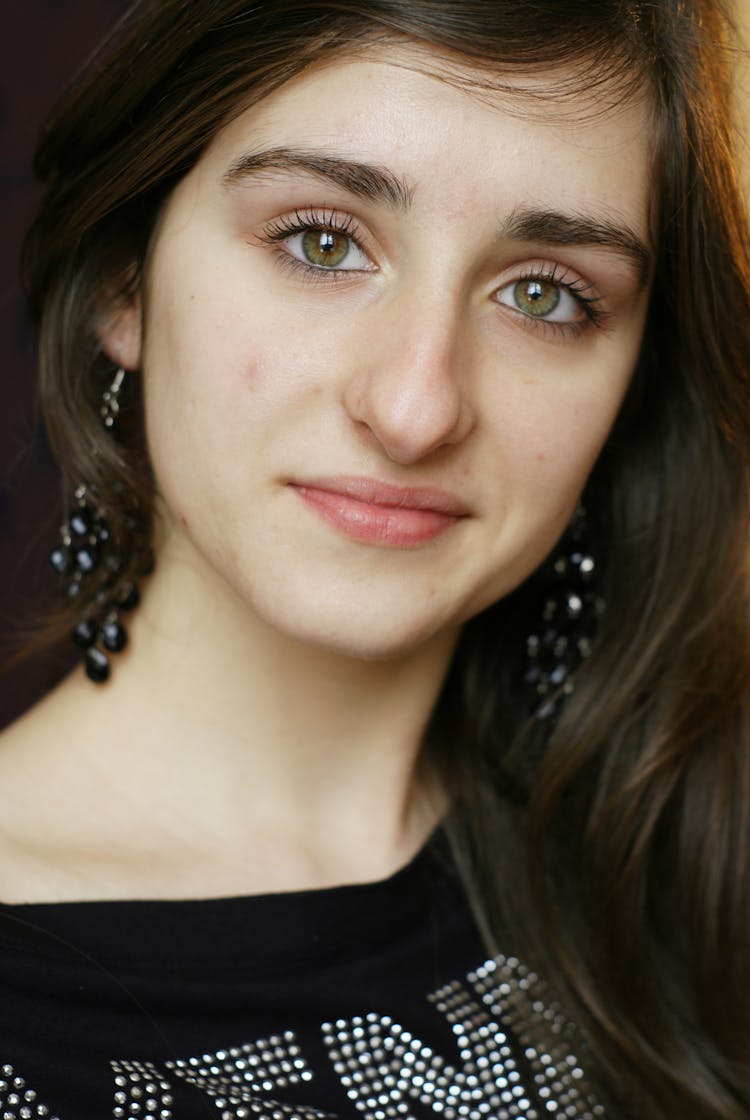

{"left": 139, "top": 276, "right": 337, "bottom": 522}
{"left": 465, "top": 381, "right": 627, "bottom": 617}
{"left": 488, "top": 286, "right": 647, "bottom": 474}
{"left": 144, "top": 231, "right": 345, "bottom": 409}
{"left": 487, "top": 374, "right": 627, "bottom": 493}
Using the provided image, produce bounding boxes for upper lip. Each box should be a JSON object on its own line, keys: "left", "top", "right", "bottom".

{"left": 291, "top": 476, "right": 471, "bottom": 516}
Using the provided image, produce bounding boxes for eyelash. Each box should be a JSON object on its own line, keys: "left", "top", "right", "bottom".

{"left": 257, "top": 208, "right": 370, "bottom": 283}
{"left": 506, "top": 264, "right": 610, "bottom": 339}
{"left": 256, "top": 209, "right": 610, "bottom": 337}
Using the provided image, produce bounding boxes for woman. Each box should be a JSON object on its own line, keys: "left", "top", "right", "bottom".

{"left": 1, "top": 1, "right": 748, "bottom": 1117}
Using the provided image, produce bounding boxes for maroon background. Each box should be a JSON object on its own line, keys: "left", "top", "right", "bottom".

{"left": 0, "top": 2, "right": 125, "bottom": 730}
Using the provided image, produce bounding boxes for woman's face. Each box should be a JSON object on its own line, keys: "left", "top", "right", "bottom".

{"left": 107, "top": 46, "right": 653, "bottom": 660}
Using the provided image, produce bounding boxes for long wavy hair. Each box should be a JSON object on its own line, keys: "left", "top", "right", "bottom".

{"left": 22, "top": 2, "right": 750, "bottom": 1116}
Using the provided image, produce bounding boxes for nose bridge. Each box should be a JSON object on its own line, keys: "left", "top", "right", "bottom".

{"left": 343, "top": 282, "right": 474, "bottom": 464}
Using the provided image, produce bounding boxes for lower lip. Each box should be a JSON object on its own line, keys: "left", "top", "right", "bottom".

{"left": 292, "top": 486, "right": 462, "bottom": 547}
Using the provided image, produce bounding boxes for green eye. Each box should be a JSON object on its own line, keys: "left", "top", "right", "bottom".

{"left": 495, "top": 272, "right": 592, "bottom": 330}
{"left": 513, "top": 279, "right": 561, "bottom": 317}
{"left": 301, "top": 229, "right": 351, "bottom": 268}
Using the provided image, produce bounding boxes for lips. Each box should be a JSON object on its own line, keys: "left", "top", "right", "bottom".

{"left": 289, "top": 476, "right": 469, "bottom": 547}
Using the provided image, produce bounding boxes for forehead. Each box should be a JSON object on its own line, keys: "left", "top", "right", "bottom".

{"left": 202, "top": 44, "right": 654, "bottom": 231}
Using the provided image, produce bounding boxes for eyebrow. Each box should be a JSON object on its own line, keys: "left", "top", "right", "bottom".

{"left": 222, "top": 146, "right": 413, "bottom": 210}
{"left": 223, "top": 147, "right": 651, "bottom": 286}
{"left": 501, "top": 206, "right": 652, "bottom": 288}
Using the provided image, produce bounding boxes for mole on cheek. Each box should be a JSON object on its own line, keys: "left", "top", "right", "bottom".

{"left": 242, "top": 362, "right": 261, "bottom": 389}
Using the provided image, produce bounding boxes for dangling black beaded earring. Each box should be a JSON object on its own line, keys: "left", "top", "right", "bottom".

{"left": 523, "top": 506, "right": 604, "bottom": 721}
{"left": 49, "top": 367, "right": 150, "bottom": 684}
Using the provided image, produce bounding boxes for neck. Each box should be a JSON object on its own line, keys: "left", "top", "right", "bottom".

{"left": 59, "top": 537, "right": 459, "bottom": 891}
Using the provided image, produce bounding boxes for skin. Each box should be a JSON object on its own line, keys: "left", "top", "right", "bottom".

{"left": 0, "top": 47, "right": 653, "bottom": 902}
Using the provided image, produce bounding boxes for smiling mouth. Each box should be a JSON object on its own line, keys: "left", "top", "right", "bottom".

{"left": 289, "top": 476, "right": 470, "bottom": 548}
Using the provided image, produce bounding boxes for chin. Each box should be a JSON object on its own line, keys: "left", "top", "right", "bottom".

{"left": 257, "top": 592, "right": 462, "bottom": 663}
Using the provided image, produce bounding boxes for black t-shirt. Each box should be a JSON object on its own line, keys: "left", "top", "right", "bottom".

{"left": 0, "top": 834, "right": 604, "bottom": 1119}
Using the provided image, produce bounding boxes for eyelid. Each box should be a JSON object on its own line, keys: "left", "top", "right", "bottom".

{"left": 256, "top": 206, "right": 377, "bottom": 272}
{"left": 493, "top": 260, "right": 611, "bottom": 337}
{"left": 255, "top": 215, "right": 613, "bottom": 339}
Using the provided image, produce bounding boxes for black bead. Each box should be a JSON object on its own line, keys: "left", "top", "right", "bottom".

{"left": 101, "top": 618, "right": 127, "bottom": 653}
{"left": 75, "top": 545, "right": 100, "bottom": 574}
{"left": 94, "top": 585, "right": 112, "bottom": 607}
{"left": 565, "top": 593, "right": 583, "bottom": 619}
{"left": 540, "top": 627, "right": 558, "bottom": 651}
{"left": 105, "top": 552, "right": 125, "bottom": 576}
{"left": 537, "top": 697, "right": 558, "bottom": 721}
{"left": 542, "top": 598, "right": 559, "bottom": 623}
{"left": 118, "top": 583, "right": 140, "bottom": 611}
{"left": 73, "top": 618, "right": 98, "bottom": 649}
{"left": 579, "top": 555, "right": 596, "bottom": 582}
{"left": 523, "top": 664, "right": 542, "bottom": 688}
{"left": 66, "top": 578, "right": 82, "bottom": 600}
{"left": 70, "top": 509, "right": 92, "bottom": 537}
{"left": 85, "top": 646, "right": 110, "bottom": 683}
{"left": 549, "top": 663, "right": 568, "bottom": 687}
{"left": 49, "top": 547, "right": 71, "bottom": 576}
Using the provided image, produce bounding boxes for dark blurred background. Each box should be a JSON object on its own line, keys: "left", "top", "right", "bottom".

{"left": 1, "top": 2, "right": 125, "bottom": 729}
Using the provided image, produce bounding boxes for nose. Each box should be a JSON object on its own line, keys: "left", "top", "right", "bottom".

{"left": 341, "top": 290, "right": 476, "bottom": 465}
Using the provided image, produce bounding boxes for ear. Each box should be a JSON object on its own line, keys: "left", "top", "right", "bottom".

{"left": 96, "top": 291, "right": 142, "bottom": 371}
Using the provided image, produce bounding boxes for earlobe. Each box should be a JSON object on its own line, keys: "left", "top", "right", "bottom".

{"left": 96, "top": 293, "right": 142, "bottom": 371}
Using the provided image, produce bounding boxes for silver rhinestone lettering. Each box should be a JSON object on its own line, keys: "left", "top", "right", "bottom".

{"left": 468, "top": 957, "right": 604, "bottom": 1120}
{"left": 0, "top": 1066, "right": 58, "bottom": 1120}
{"left": 164, "top": 1035, "right": 326, "bottom": 1119}
{"left": 110, "top": 1061, "right": 173, "bottom": 1120}
{"left": 321, "top": 987, "right": 532, "bottom": 1120}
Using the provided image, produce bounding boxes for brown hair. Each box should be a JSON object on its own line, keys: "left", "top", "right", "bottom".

{"left": 22, "top": 2, "right": 750, "bottom": 1116}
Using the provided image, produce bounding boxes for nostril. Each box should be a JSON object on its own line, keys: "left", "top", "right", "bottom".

{"left": 340, "top": 312, "right": 474, "bottom": 462}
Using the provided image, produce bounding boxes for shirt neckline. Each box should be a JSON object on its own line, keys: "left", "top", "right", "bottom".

{"left": 0, "top": 826, "right": 463, "bottom": 969}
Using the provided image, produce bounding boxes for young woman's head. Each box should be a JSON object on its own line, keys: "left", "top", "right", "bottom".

{"left": 87, "top": 44, "right": 653, "bottom": 662}
{"left": 23, "top": 2, "right": 750, "bottom": 1117}
{"left": 25, "top": 0, "right": 744, "bottom": 655}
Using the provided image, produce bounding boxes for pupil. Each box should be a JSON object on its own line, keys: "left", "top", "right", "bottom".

{"left": 302, "top": 229, "right": 349, "bottom": 268}
{"left": 514, "top": 279, "right": 560, "bottom": 317}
